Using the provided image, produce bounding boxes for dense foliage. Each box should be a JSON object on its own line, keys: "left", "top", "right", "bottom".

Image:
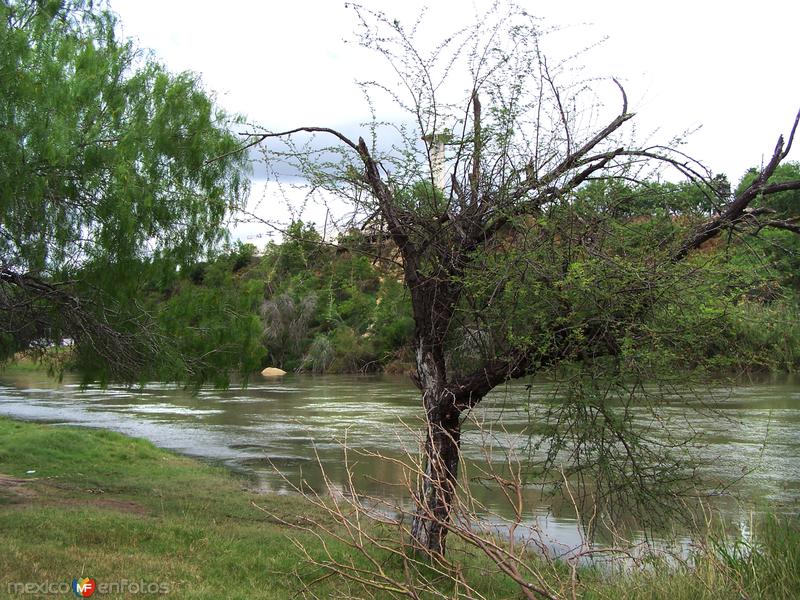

{"left": 154, "top": 224, "right": 415, "bottom": 377}
{"left": 150, "top": 166, "right": 800, "bottom": 379}
{"left": 0, "top": 0, "right": 249, "bottom": 381}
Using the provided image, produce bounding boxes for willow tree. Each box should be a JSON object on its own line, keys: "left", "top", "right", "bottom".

{"left": 248, "top": 4, "right": 800, "bottom": 554}
{"left": 0, "top": 0, "right": 249, "bottom": 381}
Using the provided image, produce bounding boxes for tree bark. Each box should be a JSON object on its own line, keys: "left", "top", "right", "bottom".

{"left": 410, "top": 340, "right": 462, "bottom": 556}
{"left": 410, "top": 400, "right": 461, "bottom": 555}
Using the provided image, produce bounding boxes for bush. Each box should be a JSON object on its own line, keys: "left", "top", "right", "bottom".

{"left": 302, "top": 335, "right": 335, "bottom": 374}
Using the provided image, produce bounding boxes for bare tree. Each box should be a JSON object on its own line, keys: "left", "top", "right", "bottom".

{"left": 243, "top": 4, "right": 800, "bottom": 555}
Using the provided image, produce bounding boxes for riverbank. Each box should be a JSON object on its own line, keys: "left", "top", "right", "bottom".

{"left": 1, "top": 417, "right": 798, "bottom": 598}
{"left": 0, "top": 417, "right": 323, "bottom": 598}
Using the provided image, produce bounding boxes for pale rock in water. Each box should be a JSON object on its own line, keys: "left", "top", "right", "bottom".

{"left": 260, "top": 367, "right": 287, "bottom": 377}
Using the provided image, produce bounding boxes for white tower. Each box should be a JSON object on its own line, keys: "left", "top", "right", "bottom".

{"left": 422, "top": 131, "right": 450, "bottom": 190}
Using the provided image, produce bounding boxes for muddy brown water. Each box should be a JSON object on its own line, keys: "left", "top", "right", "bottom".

{"left": 1, "top": 371, "right": 798, "bottom": 556}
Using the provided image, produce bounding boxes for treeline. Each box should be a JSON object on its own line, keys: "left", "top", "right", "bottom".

{"left": 140, "top": 166, "right": 800, "bottom": 380}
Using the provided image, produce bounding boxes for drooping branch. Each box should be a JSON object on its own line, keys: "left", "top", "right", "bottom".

{"left": 0, "top": 269, "right": 158, "bottom": 379}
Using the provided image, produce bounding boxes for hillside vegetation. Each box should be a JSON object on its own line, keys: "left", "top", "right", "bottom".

{"left": 134, "top": 168, "right": 800, "bottom": 381}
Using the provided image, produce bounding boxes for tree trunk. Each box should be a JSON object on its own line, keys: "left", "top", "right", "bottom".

{"left": 411, "top": 405, "right": 461, "bottom": 556}
{"left": 410, "top": 342, "right": 461, "bottom": 556}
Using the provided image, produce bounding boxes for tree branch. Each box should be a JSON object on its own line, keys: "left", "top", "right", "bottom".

{"left": 674, "top": 108, "right": 800, "bottom": 261}
{"left": 474, "top": 82, "right": 635, "bottom": 244}
{"left": 760, "top": 218, "right": 800, "bottom": 235}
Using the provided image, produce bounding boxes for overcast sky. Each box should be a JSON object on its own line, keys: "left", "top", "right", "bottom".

{"left": 113, "top": 0, "right": 800, "bottom": 244}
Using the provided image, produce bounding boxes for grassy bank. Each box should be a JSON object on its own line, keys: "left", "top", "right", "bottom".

{"left": 0, "top": 417, "right": 357, "bottom": 599}
{"left": 1, "top": 350, "right": 75, "bottom": 379}
{"left": 1, "top": 356, "right": 54, "bottom": 375}
{"left": 0, "top": 417, "right": 798, "bottom": 599}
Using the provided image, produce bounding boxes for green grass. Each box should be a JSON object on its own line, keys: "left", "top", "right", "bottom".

{"left": 0, "top": 417, "right": 347, "bottom": 599}
{"left": 1, "top": 349, "right": 73, "bottom": 377}
{"left": 0, "top": 357, "right": 50, "bottom": 375}
{"left": 0, "top": 416, "right": 798, "bottom": 599}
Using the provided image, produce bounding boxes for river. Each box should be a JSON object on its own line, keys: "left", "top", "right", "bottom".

{"left": 1, "top": 370, "right": 798, "bottom": 554}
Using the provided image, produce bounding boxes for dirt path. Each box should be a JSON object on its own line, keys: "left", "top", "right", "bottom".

{"left": 0, "top": 473, "right": 147, "bottom": 514}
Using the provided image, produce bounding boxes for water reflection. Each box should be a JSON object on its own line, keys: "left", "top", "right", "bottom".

{"left": 0, "top": 371, "right": 798, "bottom": 547}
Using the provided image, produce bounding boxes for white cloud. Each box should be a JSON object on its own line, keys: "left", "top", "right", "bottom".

{"left": 227, "top": 180, "right": 363, "bottom": 248}
{"left": 114, "top": 0, "right": 800, "bottom": 240}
